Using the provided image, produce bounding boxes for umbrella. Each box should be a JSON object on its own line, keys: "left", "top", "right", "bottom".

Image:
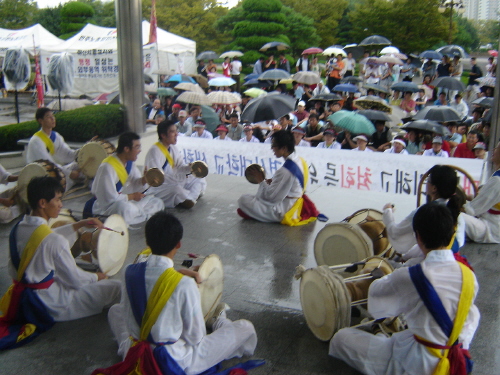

{"left": 323, "top": 47, "right": 346, "bottom": 57}
{"left": 243, "top": 78, "right": 273, "bottom": 88}
{"left": 363, "top": 83, "right": 389, "bottom": 94}
{"left": 357, "top": 109, "right": 392, "bottom": 122}
{"left": 377, "top": 55, "right": 404, "bottom": 65}
{"left": 436, "top": 45, "right": 468, "bottom": 58}
{"left": 380, "top": 46, "right": 400, "bottom": 55}
{"left": 476, "top": 76, "right": 496, "bottom": 88}
{"left": 328, "top": 111, "right": 376, "bottom": 135}
{"left": 176, "top": 91, "right": 212, "bottom": 106}
{"left": 432, "top": 77, "right": 466, "bottom": 91}
{"left": 207, "top": 91, "right": 241, "bottom": 105}
{"left": 157, "top": 87, "right": 177, "bottom": 96}
{"left": 94, "top": 91, "right": 119, "bottom": 103}
{"left": 471, "top": 97, "right": 494, "bottom": 108}
{"left": 144, "top": 74, "right": 154, "bottom": 85}
{"left": 208, "top": 77, "right": 236, "bottom": 87}
{"left": 165, "top": 74, "right": 196, "bottom": 83}
{"left": 244, "top": 88, "right": 267, "bottom": 98}
{"left": 3, "top": 48, "right": 31, "bottom": 123}
{"left": 47, "top": 98, "right": 93, "bottom": 111}
{"left": 488, "top": 50, "right": 498, "bottom": 57}
{"left": 358, "top": 35, "right": 391, "bottom": 47}
{"left": 293, "top": 71, "right": 321, "bottom": 85}
{"left": 190, "top": 74, "right": 209, "bottom": 88}
{"left": 412, "top": 106, "right": 462, "bottom": 123}
{"left": 401, "top": 120, "right": 451, "bottom": 136}
{"left": 259, "top": 69, "right": 291, "bottom": 81}
{"left": 482, "top": 109, "right": 492, "bottom": 123}
{"left": 175, "top": 82, "right": 205, "bottom": 94}
{"left": 302, "top": 47, "right": 323, "bottom": 55}
{"left": 391, "top": 81, "right": 420, "bottom": 93}
{"left": 197, "top": 51, "right": 218, "bottom": 60}
{"left": 341, "top": 76, "right": 362, "bottom": 84}
{"left": 279, "top": 78, "right": 294, "bottom": 84}
{"left": 343, "top": 44, "right": 365, "bottom": 59}
{"left": 309, "top": 93, "right": 342, "bottom": 102}
{"left": 333, "top": 83, "right": 359, "bottom": 93}
{"left": 241, "top": 92, "right": 296, "bottom": 123}
{"left": 200, "top": 105, "right": 219, "bottom": 131}
{"left": 244, "top": 73, "right": 260, "bottom": 82}
{"left": 353, "top": 95, "right": 392, "bottom": 113}
{"left": 259, "top": 42, "right": 289, "bottom": 52}
{"left": 419, "top": 50, "right": 443, "bottom": 60}
{"left": 219, "top": 51, "right": 243, "bottom": 58}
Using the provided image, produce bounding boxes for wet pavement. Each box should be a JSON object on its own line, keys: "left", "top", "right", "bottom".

{"left": 0, "top": 170, "right": 498, "bottom": 375}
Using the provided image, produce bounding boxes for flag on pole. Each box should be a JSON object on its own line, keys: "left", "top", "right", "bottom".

{"left": 32, "top": 35, "right": 44, "bottom": 108}
{"left": 148, "top": 0, "right": 157, "bottom": 45}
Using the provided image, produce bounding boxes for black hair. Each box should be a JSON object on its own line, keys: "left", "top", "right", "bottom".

{"left": 189, "top": 107, "right": 199, "bottom": 114}
{"left": 116, "top": 132, "right": 140, "bottom": 154}
{"left": 468, "top": 130, "right": 479, "bottom": 137}
{"left": 35, "top": 107, "right": 53, "bottom": 121}
{"left": 428, "top": 165, "right": 461, "bottom": 225}
{"left": 157, "top": 120, "right": 176, "bottom": 140}
{"left": 309, "top": 113, "right": 319, "bottom": 121}
{"left": 281, "top": 114, "right": 290, "bottom": 121}
{"left": 413, "top": 202, "right": 454, "bottom": 249}
{"left": 271, "top": 130, "right": 295, "bottom": 153}
{"left": 27, "top": 176, "right": 64, "bottom": 211}
{"left": 229, "top": 113, "right": 239, "bottom": 119}
{"left": 145, "top": 212, "right": 183, "bottom": 255}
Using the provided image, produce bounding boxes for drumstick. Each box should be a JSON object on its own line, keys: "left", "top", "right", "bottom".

{"left": 103, "top": 226, "right": 125, "bottom": 236}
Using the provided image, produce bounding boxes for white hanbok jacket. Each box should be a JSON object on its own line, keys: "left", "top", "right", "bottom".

{"left": 317, "top": 141, "right": 341, "bottom": 149}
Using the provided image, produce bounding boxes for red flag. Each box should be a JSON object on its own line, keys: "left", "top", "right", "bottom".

{"left": 148, "top": 0, "right": 157, "bottom": 45}
{"left": 34, "top": 54, "right": 44, "bottom": 108}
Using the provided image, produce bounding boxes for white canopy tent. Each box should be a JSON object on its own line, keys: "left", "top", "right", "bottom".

{"left": 39, "top": 21, "right": 196, "bottom": 97}
{"left": 0, "top": 23, "right": 63, "bottom": 57}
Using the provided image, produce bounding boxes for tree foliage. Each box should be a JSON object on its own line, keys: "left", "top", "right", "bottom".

{"left": 281, "top": 6, "right": 320, "bottom": 56}
{"left": 33, "top": 5, "right": 63, "bottom": 36}
{"left": 348, "top": 0, "right": 449, "bottom": 53}
{"left": 60, "top": 1, "right": 95, "bottom": 39}
{"left": 473, "top": 19, "right": 500, "bottom": 48}
{"left": 453, "top": 15, "right": 480, "bottom": 51}
{"left": 280, "top": 0, "right": 348, "bottom": 47}
{"left": 0, "top": 0, "right": 36, "bottom": 29}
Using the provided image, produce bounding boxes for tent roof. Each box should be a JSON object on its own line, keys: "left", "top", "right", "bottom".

{"left": 0, "top": 23, "right": 63, "bottom": 56}
{"left": 41, "top": 21, "right": 195, "bottom": 55}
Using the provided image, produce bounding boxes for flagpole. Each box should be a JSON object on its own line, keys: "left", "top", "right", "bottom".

{"left": 149, "top": 0, "right": 161, "bottom": 89}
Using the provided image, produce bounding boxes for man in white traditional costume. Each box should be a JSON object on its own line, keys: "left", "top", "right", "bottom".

{"left": 84, "top": 132, "right": 164, "bottom": 225}
{"left": 144, "top": 121, "right": 206, "bottom": 209}
{"left": 0, "top": 163, "right": 21, "bottom": 223}
{"left": 330, "top": 203, "right": 479, "bottom": 375}
{"left": 104, "top": 212, "right": 257, "bottom": 375}
{"left": 462, "top": 141, "right": 500, "bottom": 243}
{"left": 26, "top": 107, "right": 83, "bottom": 191}
{"left": 0, "top": 176, "right": 120, "bottom": 350}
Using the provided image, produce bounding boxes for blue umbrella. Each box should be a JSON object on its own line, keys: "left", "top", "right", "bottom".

{"left": 328, "top": 111, "right": 376, "bottom": 135}
{"left": 419, "top": 50, "right": 443, "bottom": 60}
{"left": 165, "top": 74, "right": 196, "bottom": 83}
{"left": 333, "top": 84, "right": 359, "bottom": 93}
{"left": 244, "top": 73, "right": 260, "bottom": 82}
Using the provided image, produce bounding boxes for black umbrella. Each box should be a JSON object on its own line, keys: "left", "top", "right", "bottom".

{"left": 358, "top": 35, "right": 391, "bottom": 48}
{"left": 309, "top": 93, "right": 343, "bottom": 102}
{"left": 419, "top": 50, "right": 443, "bottom": 60}
{"left": 343, "top": 44, "right": 365, "bottom": 59}
{"left": 412, "top": 106, "right": 462, "bottom": 123}
{"left": 391, "top": 81, "right": 420, "bottom": 93}
{"left": 401, "top": 120, "right": 451, "bottom": 136}
{"left": 260, "top": 42, "right": 290, "bottom": 52}
{"left": 472, "top": 97, "right": 494, "bottom": 109}
{"left": 243, "top": 79, "right": 273, "bottom": 88}
{"left": 436, "top": 45, "right": 468, "bottom": 59}
{"left": 241, "top": 92, "right": 296, "bottom": 123}
{"left": 341, "top": 76, "right": 363, "bottom": 84}
{"left": 363, "top": 83, "right": 389, "bottom": 94}
{"left": 196, "top": 51, "right": 218, "bottom": 60}
{"left": 357, "top": 110, "right": 392, "bottom": 122}
{"left": 433, "top": 77, "right": 466, "bottom": 91}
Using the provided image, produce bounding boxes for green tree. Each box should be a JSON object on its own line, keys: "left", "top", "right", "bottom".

{"left": 0, "top": 0, "right": 36, "bottom": 29}
{"left": 79, "top": 0, "right": 116, "bottom": 27}
{"left": 453, "top": 15, "right": 480, "bottom": 51}
{"left": 280, "top": 0, "right": 348, "bottom": 47}
{"left": 60, "top": 1, "right": 95, "bottom": 39}
{"left": 33, "top": 5, "right": 63, "bottom": 36}
{"left": 349, "top": 0, "right": 449, "bottom": 53}
{"left": 473, "top": 19, "right": 500, "bottom": 48}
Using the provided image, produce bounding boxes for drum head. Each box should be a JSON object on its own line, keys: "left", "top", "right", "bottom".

{"left": 145, "top": 168, "right": 165, "bottom": 187}
{"left": 245, "top": 164, "right": 265, "bottom": 184}
{"left": 97, "top": 214, "right": 129, "bottom": 276}
{"left": 314, "top": 223, "right": 373, "bottom": 268}
{"left": 358, "top": 256, "right": 394, "bottom": 276}
{"left": 77, "top": 142, "right": 109, "bottom": 178}
{"left": 198, "top": 254, "right": 224, "bottom": 322}
{"left": 191, "top": 161, "right": 208, "bottom": 178}
{"left": 48, "top": 208, "right": 78, "bottom": 228}
{"left": 18, "top": 163, "right": 50, "bottom": 203}
{"left": 300, "top": 266, "right": 351, "bottom": 341}
{"left": 344, "top": 208, "right": 383, "bottom": 224}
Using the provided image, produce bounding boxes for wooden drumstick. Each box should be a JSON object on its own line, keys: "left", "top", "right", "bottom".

{"left": 103, "top": 226, "right": 125, "bottom": 236}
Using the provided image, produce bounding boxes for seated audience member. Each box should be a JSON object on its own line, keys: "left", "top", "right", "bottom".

{"left": 384, "top": 139, "right": 408, "bottom": 155}
{"left": 239, "top": 124, "right": 260, "bottom": 143}
{"left": 316, "top": 129, "right": 341, "bottom": 149}
{"left": 292, "top": 127, "right": 311, "bottom": 147}
{"left": 453, "top": 131, "right": 478, "bottom": 158}
{"left": 422, "top": 137, "right": 449, "bottom": 157}
{"left": 352, "top": 135, "right": 373, "bottom": 152}
{"left": 214, "top": 125, "right": 232, "bottom": 141}
{"left": 190, "top": 120, "right": 213, "bottom": 139}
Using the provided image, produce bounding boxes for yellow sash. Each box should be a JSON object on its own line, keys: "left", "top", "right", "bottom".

{"left": 155, "top": 142, "right": 174, "bottom": 169}
{"left": 281, "top": 157, "right": 317, "bottom": 226}
{"left": 139, "top": 267, "right": 183, "bottom": 341}
{"left": 0, "top": 224, "right": 53, "bottom": 315}
{"left": 34, "top": 130, "right": 55, "bottom": 155}
{"left": 426, "top": 262, "right": 475, "bottom": 375}
{"left": 102, "top": 155, "right": 128, "bottom": 187}
{"left": 492, "top": 202, "right": 500, "bottom": 211}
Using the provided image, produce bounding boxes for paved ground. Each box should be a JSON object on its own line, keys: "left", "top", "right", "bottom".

{"left": 0, "top": 170, "right": 498, "bottom": 375}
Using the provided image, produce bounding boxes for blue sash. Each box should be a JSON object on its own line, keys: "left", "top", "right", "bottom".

{"left": 283, "top": 159, "right": 304, "bottom": 188}
{"left": 116, "top": 161, "right": 133, "bottom": 192}
{"left": 49, "top": 131, "right": 56, "bottom": 143}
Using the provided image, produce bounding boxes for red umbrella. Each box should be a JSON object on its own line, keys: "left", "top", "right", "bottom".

{"left": 302, "top": 47, "right": 323, "bottom": 55}
{"left": 488, "top": 50, "right": 498, "bottom": 57}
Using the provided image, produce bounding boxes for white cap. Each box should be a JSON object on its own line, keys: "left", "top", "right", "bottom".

{"left": 392, "top": 139, "right": 406, "bottom": 147}
{"left": 353, "top": 135, "right": 368, "bottom": 142}
{"left": 298, "top": 100, "right": 306, "bottom": 107}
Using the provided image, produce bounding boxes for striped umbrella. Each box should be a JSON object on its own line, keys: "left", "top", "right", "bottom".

{"left": 174, "top": 82, "right": 205, "bottom": 94}
{"left": 176, "top": 91, "right": 212, "bottom": 106}
{"left": 207, "top": 91, "right": 241, "bottom": 105}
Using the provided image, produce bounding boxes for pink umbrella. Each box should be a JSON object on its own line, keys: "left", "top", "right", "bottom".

{"left": 302, "top": 47, "right": 323, "bottom": 55}
{"left": 488, "top": 50, "right": 498, "bottom": 57}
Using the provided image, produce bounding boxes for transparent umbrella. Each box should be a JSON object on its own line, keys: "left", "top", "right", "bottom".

{"left": 47, "top": 52, "right": 75, "bottom": 111}
{"left": 2, "top": 48, "right": 30, "bottom": 123}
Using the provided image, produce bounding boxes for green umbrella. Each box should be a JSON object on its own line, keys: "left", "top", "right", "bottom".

{"left": 200, "top": 105, "right": 219, "bottom": 132}
{"left": 157, "top": 87, "right": 177, "bottom": 96}
{"left": 244, "top": 88, "right": 267, "bottom": 98}
{"left": 328, "top": 111, "right": 376, "bottom": 135}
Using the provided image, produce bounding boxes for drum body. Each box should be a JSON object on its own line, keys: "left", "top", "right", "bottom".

{"left": 18, "top": 160, "right": 67, "bottom": 203}
{"left": 77, "top": 140, "right": 116, "bottom": 178}
{"left": 47, "top": 209, "right": 80, "bottom": 257}
{"left": 198, "top": 254, "right": 224, "bottom": 322}
{"left": 299, "top": 266, "right": 352, "bottom": 341}
{"left": 345, "top": 256, "right": 394, "bottom": 301}
{"left": 343, "top": 209, "right": 390, "bottom": 256}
